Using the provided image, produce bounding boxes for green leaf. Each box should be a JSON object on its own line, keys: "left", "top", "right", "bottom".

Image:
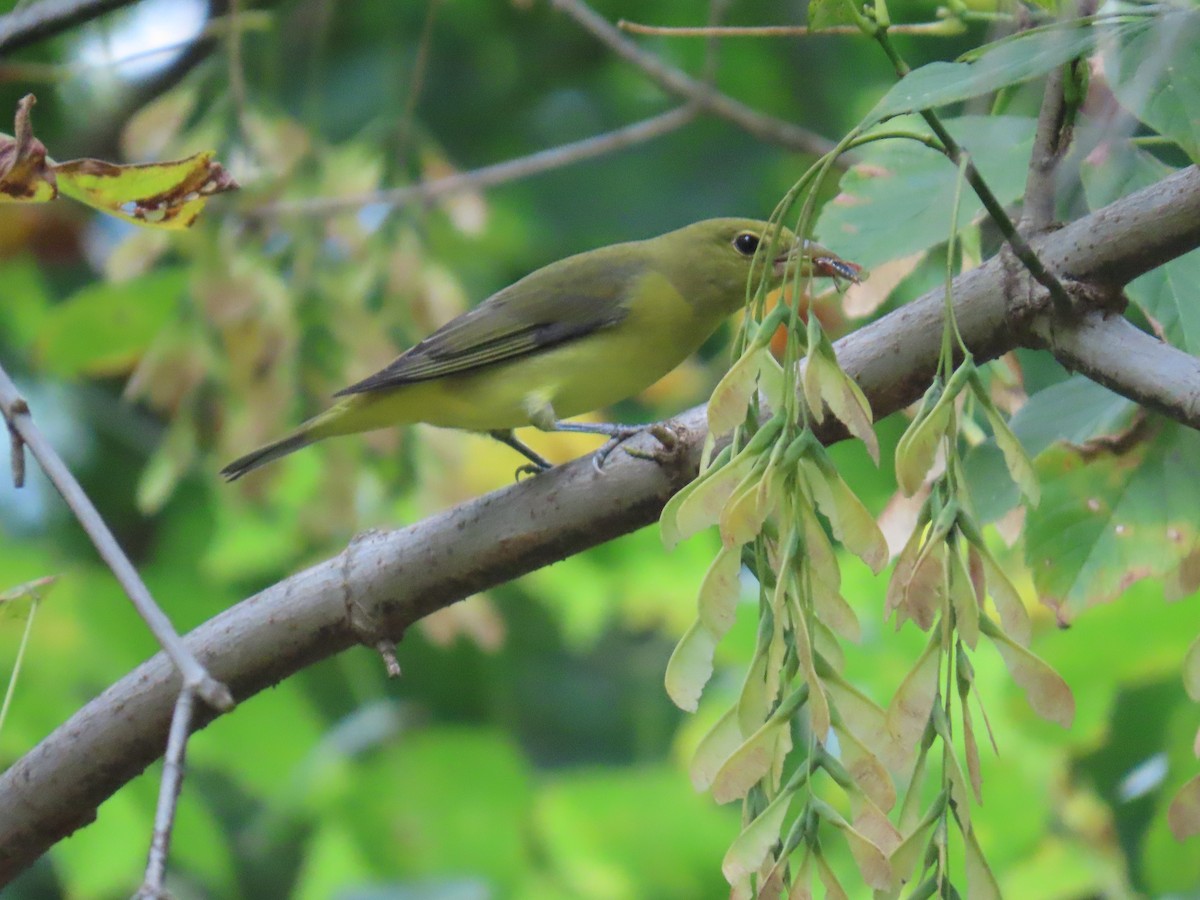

{"left": 1025, "top": 423, "right": 1200, "bottom": 616}
{"left": 817, "top": 116, "right": 1037, "bottom": 270}
{"left": 1105, "top": 10, "right": 1200, "bottom": 163}
{"left": 1082, "top": 145, "right": 1200, "bottom": 354}
{"left": 972, "top": 541, "right": 1031, "bottom": 647}
{"left": 948, "top": 546, "right": 980, "bottom": 649}
{"left": 965, "top": 373, "right": 1140, "bottom": 520}
{"left": 721, "top": 787, "right": 794, "bottom": 883}
{"left": 895, "top": 387, "right": 955, "bottom": 496}
{"left": 808, "top": 0, "right": 859, "bottom": 31}
{"left": 868, "top": 25, "right": 1106, "bottom": 123}
{"left": 136, "top": 416, "right": 197, "bottom": 515}
{"left": 1183, "top": 632, "right": 1200, "bottom": 702}
{"left": 35, "top": 269, "right": 186, "bottom": 377}
{"left": 888, "top": 794, "right": 946, "bottom": 885}
{"left": 972, "top": 374, "right": 1040, "bottom": 506}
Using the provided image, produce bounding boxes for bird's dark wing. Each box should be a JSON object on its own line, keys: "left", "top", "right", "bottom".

{"left": 334, "top": 251, "right": 645, "bottom": 395}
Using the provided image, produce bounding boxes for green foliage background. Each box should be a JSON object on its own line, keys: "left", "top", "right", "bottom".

{"left": 0, "top": 0, "right": 1197, "bottom": 897}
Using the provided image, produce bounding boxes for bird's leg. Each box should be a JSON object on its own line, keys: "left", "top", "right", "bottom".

{"left": 487, "top": 429, "right": 552, "bottom": 479}
{"left": 543, "top": 420, "right": 646, "bottom": 472}
{"left": 524, "top": 400, "right": 669, "bottom": 473}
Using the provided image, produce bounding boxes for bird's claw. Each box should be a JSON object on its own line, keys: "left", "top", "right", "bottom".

{"left": 515, "top": 460, "right": 552, "bottom": 481}
{"left": 592, "top": 423, "right": 681, "bottom": 474}
{"left": 623, "top": 423, "right": 681, "bottom": 464}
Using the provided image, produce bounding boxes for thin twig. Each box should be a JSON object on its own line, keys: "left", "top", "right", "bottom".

{"left": 396, "top": 0, "right": 441, "bottom": 171}
{"left": 0, "top": 0, "right": 138, "bottom": 53}
{"left": 551, "top": 0, "right": 840, "bottom": 159}
{"left": 1021, "top": 64, "right": 1070, "bottom": 232}
{"left": 0, "top": 364, "right": 233, "bottom": 712}
{"left": 873, "top": 30, "right": 1074, "bottom": 316}
{"left": 6, "top": 409, "right": 25, "bottom": 489}
{"left": 135, "top": 688, "right": 196, "bottom": 900}
{"left": 226, "top": 0, "right": 253, "bottom": 146}
{"left": 618, "top": 20, "right": 963, "bottom": 37}
{"left": 257, "top": 105, "right": 697, "bottom": 218}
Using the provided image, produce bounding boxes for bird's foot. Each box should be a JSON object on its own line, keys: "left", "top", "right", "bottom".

{"left": 515, "top": 460, "right": 553, "bottom": 480}
{"left": 622, "top": 423, "right": 682, "bottom": 464}
{"left": 489, "top": 429, "right": 554, "bottom": 481}
{"left": 593, "top": 423, "right": 681, "bottom": 473}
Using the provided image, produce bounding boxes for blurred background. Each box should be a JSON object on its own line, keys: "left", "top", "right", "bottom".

{"left": 0, "top": 0, "right": 1197, "bottom": 897}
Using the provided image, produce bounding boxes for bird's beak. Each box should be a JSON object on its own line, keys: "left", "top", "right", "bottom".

{"left": 775, "top": 239, "right": 862, "bottom": 284}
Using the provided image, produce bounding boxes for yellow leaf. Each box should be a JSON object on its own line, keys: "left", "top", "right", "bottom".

{"left": 690, "top": 707, "right": 744, "bottom": 791}
{"left": 894, "top": 393, "right": 953, "bottom": 496}
{"left": 714, "top": 687, "right": 806, "bottom": 804}
{"left": 55, "top": 150, "right": 237, "bottom": 230}
{"left": 664, "top": 620, "right": 719, "bottom": 712}
{"left": 800, "top": 457, "right": 887, "bottom": 574}
{"left": 719, "top": 465, "right": 775, "bottom": 548}
{"left": 697, "top": 548, "right": 743, "bottom": 638}
{"left": 0, "top": 575, "right": 58, "bottom": 604}
{"left": 708, "top": 347, "right": 768, "bottom": 438}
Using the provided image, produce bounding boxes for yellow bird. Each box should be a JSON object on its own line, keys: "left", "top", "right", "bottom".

{"left": 221, "top": 218, "right": 850, "bottom": 480}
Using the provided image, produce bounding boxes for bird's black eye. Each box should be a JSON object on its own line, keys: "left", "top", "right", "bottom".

{"left": 733, "top": 232, "right": 761, "bottom": 256}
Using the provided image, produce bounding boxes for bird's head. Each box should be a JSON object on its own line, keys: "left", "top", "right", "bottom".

{"left": 662, "top": 218, "right": 859, "bottom": 316}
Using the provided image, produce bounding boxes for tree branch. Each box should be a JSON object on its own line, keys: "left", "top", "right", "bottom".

{"left": 0, "top": 366, "right": 233, "bottom": 713}
{"left": 0, "top": 0, "right": 139, "bottom": 53}
{"left": 1021, "top": 65, "right": 1071, "bottom": 232}
{"left": 550, "top": 0, "right": 840, "bottom": 159}
{"left": 2, "top": 165, "right": 1198, "bottom": 883}
{"left": 256, "top": 106, "right": 698, "bottom": 218}
{"left": 1033, "top": 311, "right": 1200, "bottom": 428}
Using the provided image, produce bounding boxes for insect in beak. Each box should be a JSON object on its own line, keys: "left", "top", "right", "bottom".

{"left": 774, "top": 240, "right": 864, "bottom": 285}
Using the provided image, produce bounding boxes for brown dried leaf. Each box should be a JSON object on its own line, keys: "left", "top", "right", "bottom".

{"left": 0, "top": 95, "right": 56, "bottom": 203}
{"left": 981, "top": 618, "right": 1075, "bottom": 727}
{"left": 884, "top": 635, "right": 941, "bottom": 768}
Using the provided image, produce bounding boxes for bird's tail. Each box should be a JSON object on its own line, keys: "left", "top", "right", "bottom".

{"left": 220, "top": 428, "right": 314, "bottom": 481}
